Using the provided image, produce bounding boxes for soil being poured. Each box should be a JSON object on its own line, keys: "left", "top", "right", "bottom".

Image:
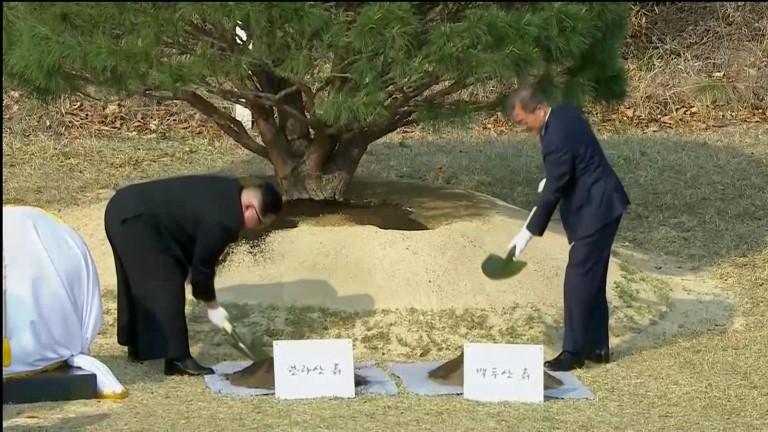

{"left": 227, "top": 357, "right": 369, "bottom": 389}
{"left": 428, "top": 352, "right": 564, "bottom": 390}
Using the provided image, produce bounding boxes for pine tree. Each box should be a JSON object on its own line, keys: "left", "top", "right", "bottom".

{"left": 4, "top": 2, "right": 630, "bottom": 200}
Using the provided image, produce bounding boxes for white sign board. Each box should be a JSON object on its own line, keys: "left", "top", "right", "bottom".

{"left": 463, "top": 343, "right": 544, "bottom": 404}
{"left": 273, "top": 339, "right": 355, "bottom": 400}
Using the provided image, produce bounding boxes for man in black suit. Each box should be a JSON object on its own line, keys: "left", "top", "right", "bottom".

{"left": 104, "top": 175, "right": 282, "bottom": 376}
{"left": 505, "top": 85, "right": 630, "bottom": 371}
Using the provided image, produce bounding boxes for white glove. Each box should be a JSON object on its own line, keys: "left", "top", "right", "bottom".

{"left": 507, "top": 228, "right": 534, "bottom": 258}
{"left": 538, "top": 178, "right": 546, "bottom": 193}
{"left": 207, "top": 305, "right": 230, "bottom": 329}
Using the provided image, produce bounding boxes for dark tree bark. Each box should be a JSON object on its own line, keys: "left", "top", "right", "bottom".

{"left": 169, "top": 18, "right": 471, "bottom": 201}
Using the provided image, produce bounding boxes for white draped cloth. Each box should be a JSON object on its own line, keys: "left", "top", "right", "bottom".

{"left": 2, "top": 206, "right": 126, "bottom": 398}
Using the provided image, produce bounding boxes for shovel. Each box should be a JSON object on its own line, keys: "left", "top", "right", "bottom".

{"left": 482, "top": 210, "right": 537, "bottom": 280}
{"left": 222, "top": 320, "right": 269, "bottom": 362}
{"left": 480, "top": 245, "right": 528, "bottom": 280}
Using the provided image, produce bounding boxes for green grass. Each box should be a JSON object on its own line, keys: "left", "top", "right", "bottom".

{"left": 1, "top": 134, "right": 250, "bottom": 212}
{"left": 3, "top": 123, "right": 767, "bottom": 431}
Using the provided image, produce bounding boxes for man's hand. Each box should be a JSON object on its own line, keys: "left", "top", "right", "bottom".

{"left": 206, "top": 302, "right": 230, "bottom": 329}
{"left": 508, "top": 228, "right": 534, "bottom": 258}
{"left": 538, "top": 178, "right": 546, "bottom": 193}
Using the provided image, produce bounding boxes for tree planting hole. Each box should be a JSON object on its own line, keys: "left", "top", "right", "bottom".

{"left": 220, "top": 199, "right": 431, "bottom": 266}
{"left": 257, "top": 199, "right": 431, "bottom": 233}
{"left": 227, "top": 357, "right": 369, "bottom": 389}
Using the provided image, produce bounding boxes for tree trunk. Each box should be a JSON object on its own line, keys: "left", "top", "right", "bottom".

{"left": 276, "top": 167, "right": 353, "bottom": 201}
{"left": 269, "top": 136, "right": 369, "bottom": 201}
{"left": 179, "top": 78, "right": 409, "bottom": 201}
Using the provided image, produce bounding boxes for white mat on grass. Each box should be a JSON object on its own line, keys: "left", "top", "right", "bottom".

{"left": 204, "top": 361, "right": 399, "bottom": 397}
{"left": 387, "top": 361, "right": 594, "bottom": 400}
{"left": 204, "top": 361, "right": 274, "bottom": 397}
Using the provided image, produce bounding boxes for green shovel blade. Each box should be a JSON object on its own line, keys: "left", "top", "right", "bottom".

{"left": 224, "top": 324, "right": 269, "bottom": 362}
{"left": 481, "top": 246, "right": 528, "bottom": 280}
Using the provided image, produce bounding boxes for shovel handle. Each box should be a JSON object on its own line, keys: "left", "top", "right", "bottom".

{"left": 505, "top": 245, "right": 517, "bottom": 261}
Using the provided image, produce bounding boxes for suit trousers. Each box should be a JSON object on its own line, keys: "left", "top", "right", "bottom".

{"left": 562, "top": 215, "right": 622, "bottom": 354}
{"left": 104, "top": 205, "right": 190, "bottom": 361}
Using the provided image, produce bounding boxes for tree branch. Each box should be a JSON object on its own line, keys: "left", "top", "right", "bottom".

{"left": 235, "top": 89, "right": 312, "bottom": 127}
{"left": 328, "top": 110, "right": 416, "bottom": 175}
{"left": 179, "top": 89, "right": 269, "bottom": 159}
{"left": 142, "top": 90, "right": 176, "bottom": 103}
{"left": 419, "top": 81, "right": 468, "bottom": 105}
{"left": 210, "top": 88, "right": 311, "bottom": 126}
{"left": 275, "top": 85, "right": 301, "bottom": 101}
{"left": 213, "top": 23, "right": 239, "bottom": 52}
{"left": 293, "top": 81, "right": 316, "bottom": 112}
{"left": 384, "top": 77, "right": 440, "bottom": 116}
{"left": 186, "top": 21, "right": 231, "bottom": 52}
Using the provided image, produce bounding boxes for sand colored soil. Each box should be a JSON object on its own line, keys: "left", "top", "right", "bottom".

{"left": 59, "top": 178, "right": 609, "bottom": 312}
{"left": 227, "top": 356, "right": 368, "bottom": 389}
{"left": 428, "top": 352, "right": 564, "bottom": 390}
{"left": 55, "top": 178, "right": 732, "bottom": 358}
{"left": 212, "top": 178, "right": 626, "bottom": 312}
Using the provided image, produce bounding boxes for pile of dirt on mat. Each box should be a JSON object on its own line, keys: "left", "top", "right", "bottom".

{"left": 227, "top": 357, "right": 369, "bottom": 389}
{"left": 427, "top": 352, "right": 564, "bottom": 390}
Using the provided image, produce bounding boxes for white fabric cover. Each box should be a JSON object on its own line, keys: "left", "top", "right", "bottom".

{"left": 2, "top": 206, "right": 126, "bottom": 398}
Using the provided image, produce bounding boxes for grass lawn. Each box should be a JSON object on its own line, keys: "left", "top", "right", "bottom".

{"left": 2, "top": 123, "right": 767, "bottom": 431}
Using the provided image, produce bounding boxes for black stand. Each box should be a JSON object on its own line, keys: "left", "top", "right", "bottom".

{"left": 3, "top": 365, "right": 98, "bottom": 405}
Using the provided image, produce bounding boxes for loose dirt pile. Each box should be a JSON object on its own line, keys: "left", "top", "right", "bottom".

{"left": 228, "top": 357, "right": 276, "bottom": 389}
{"left": 55, "top": 179, "right": 731, "bottom": 359}
{"left": 213, "top": 178, "right": 624, "bottom": 312}
{"left": 227, "top": 356, "right": 368, "bottom": 389}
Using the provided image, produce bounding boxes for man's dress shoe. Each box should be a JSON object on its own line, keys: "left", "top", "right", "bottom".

{"left": 544, "top": 351, "right": 585, "bottom": 372}
{"left": 164, "top": 356, "right": 215, "bottom": 376}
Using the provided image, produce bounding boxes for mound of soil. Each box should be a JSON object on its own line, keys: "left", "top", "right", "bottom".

{"left": 57, "top": 180, "right": 726, "bottom": 357}
{"left": 428, "top": 352, "right": 564, "bottom": 390}
{"left": 221, "top": 198, "right": 430, "bottom": 266}
{"left": 227, "top": 357, "right": 369, "bottom": 389}
{"left": 228, "top": 357, "right": 275, "bottom": 389}
{"left": 210, "top": 179, "right": 632, "bottom": 314}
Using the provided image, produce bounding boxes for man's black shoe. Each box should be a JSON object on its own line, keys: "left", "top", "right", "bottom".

{"left": 544, "top": 351, "right": 585, "bottom": 372}
{"left": 164, "top": 356, "right": 215, "bottom": 376}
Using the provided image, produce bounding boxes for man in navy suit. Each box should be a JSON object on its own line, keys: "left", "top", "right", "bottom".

{"left": 505, "top": 85, "right": 630, "bottom": 371}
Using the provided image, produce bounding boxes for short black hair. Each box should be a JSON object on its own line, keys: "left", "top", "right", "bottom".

{"left": 506, "top": 84, "right": 547, "bottom": 115}
{"left": 259, "top": 182, "right": 283, "bottom": 215}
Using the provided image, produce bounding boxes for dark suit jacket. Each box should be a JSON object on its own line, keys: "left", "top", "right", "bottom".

{"left": 526, "top": 104, "right": 630, "bottom": 243}
{"left": 106, "top": 175, "right": 244, "bottom": 302}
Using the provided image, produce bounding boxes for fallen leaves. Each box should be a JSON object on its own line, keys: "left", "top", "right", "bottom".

{"left": 3, "top": 89, "right": 222, "bottom": 140}
{"left": 621, "top": 106, "right": 636, "bottom": 119}
{"left": 477, "top": 112, "right": 513, "bottom": 136}
{"left": 3, "top": 89, "right": 767, "bottom": 141}
{"left": 586, "top": 101, "right": 766, "bottom": 133}
{"left": 57, "top": 97, "right": 220, "bottom": 139}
